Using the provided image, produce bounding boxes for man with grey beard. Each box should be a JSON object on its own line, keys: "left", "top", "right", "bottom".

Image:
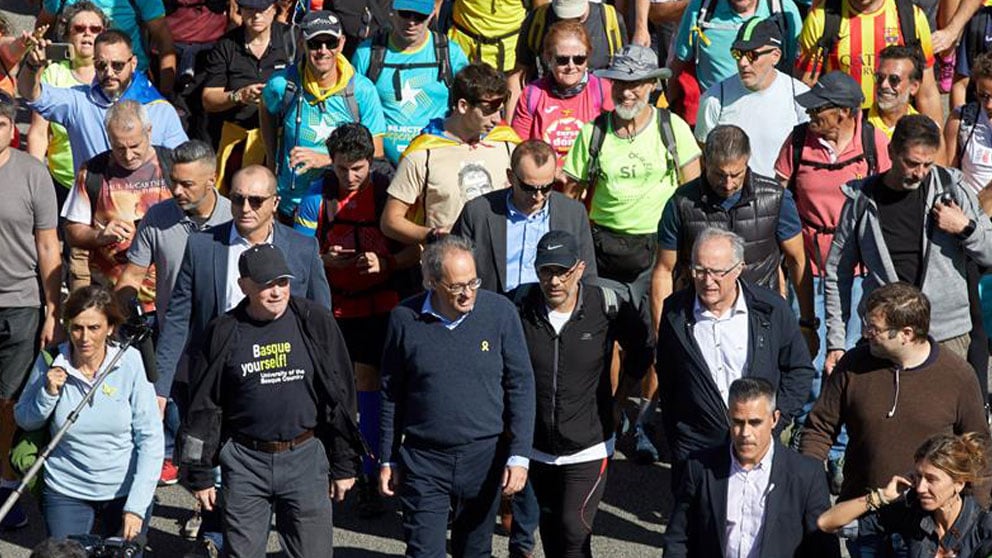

{"left": 865, "top": 45, "right": 926, "bottom": 139}
{"left": 825, "top": 114, "right": 992, "bottom": 368}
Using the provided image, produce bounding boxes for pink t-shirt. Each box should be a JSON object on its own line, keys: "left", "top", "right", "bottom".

{"left": 774, "top": 118, "right": 892, "bottom": 276}
{"left": 511, "top": 75, "right": 614, "bottom": 168}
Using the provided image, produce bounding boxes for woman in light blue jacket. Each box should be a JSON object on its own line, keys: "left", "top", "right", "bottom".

{"left": 15, "top": 285, "right": 163, "bottom": 541}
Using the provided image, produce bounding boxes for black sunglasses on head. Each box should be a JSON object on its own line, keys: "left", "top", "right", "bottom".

{"left": 306, "top": 36, "right": 340, "bottom": 51}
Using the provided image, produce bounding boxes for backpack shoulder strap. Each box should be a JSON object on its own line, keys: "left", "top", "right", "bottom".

{"left": 277, "top": 65, "right": 300, "bottom": 119}
{"left": 960, "top": 102, "right": 981, "bottom": 157}
{"left": 433, "top": 31, "right": 454, "bottom": 88}
{"left": 366, "top": 29, "right": 390, "bottom": 84}
{"left": 599, "top": 285, "right": 619, "bottom": 319}
{"left": 816, "top": 0, "right": 843, "bottom": 77}
{"left": 697, "top": 0, "right": 719, "bottom": 25}
{"left": 343, "top": 77, "right": 360, "bottom": 122}
{"left": 656, "top": 107, "right": 681, "bottom": 179}
{"left": 602, "top": 4, "right": 623, "bottom": 56}
{"left": 788, "top": 122, "right": 809, "bottom": 194}
{"left": 153, "top": 145, "right": 173, "bottom": 186}
{"left": 860, "top": 120, "right": 878, "bottom": 175}
{"left": 585, "top": 112, "right": 610, "bottom": 189}
{"left": 85, "top": 151, "right": 112, "bottom": 221}
{"left": 528, "top": 5, "right": 550, "bottom": 54}
{"left": 895, "top": 0, "right": 919, "bottom": 50}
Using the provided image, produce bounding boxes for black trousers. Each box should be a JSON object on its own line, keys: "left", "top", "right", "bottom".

{"left": 530, "top": 458, "right": 609, "bottom": 558}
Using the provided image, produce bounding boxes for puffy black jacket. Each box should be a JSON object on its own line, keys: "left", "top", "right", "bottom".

{"left": 178, "top": 297, "right": 366, "bottom": 490}
{"left": 516, "top": 283, "right": 653, "bottom": 456}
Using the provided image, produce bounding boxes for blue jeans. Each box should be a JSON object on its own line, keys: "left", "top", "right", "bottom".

{"left": 795, "top": 276, "right": 864, "bottom": 460}
{"left": 509, "top": 480, "right": 539, "bottom": 555}
{"left": 164, "top": 398, "right": 180, "bottom": 460}
{"left": 43, "top": 487, "right": 152, "bottom": 543}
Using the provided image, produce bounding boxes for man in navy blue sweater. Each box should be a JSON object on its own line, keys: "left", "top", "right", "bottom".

{"left": 379, "top": 235, "right": 536, "bottom": 558}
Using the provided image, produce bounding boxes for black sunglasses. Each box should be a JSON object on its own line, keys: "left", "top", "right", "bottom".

{"left": 554, "top": 54, "right": 588, "bottom": 66}
{"left": 306, "top": 36, "right": 340, "bottom": 51}
{"left": 471, "top": 97, "right": 504, "bottom": 117}
{"left": 397, "top": 10, "right": 430, "bottom": 22}
{"left": 874, "top": 72, "right": 903, "bottom": 88}
{"left": 94, "top": 57, "right": 132, "bottom": 73}
{"left": 515, "top": 174, "right": 554, "bottom": 195}
{"left": 231, "top": 193, "right": 274, "bottom": 209}
{"left": 730, "top": 48, "right": 776, "bottom": 63}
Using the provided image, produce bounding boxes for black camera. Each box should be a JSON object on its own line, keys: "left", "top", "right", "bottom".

{"left": 67, "top": 535, "right": 145, "bottom": 557}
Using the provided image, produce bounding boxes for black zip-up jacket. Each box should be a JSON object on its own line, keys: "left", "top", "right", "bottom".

{"left": 517, "top": 283, "right": 654, "bottom": 456}
{"left": 178, "top": 297, "right": 366, "bottom": 490}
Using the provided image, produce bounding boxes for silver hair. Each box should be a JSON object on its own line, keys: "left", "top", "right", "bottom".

{"left": 727, "top": 377, "right": 777, "bottom": 414}
{"left": 692, "top": 227, "right": 745, "bottom": 266}
{"left": 703, "top": 125, "right": 751, "bottom": 165}
{"left": 104, "top": 99, "right": 149, "bottom": 132}
{"left": 421, "top": 235, "right": 475, "bottom": 287}
{"left": 171, "top": 139, "right": 216, "bottom": 168}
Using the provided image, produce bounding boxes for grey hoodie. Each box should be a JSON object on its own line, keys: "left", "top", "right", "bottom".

{"left": 824, "top": 166, "right": 992, "bottom": 350}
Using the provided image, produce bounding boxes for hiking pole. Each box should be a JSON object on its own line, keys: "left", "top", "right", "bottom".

{"left": 0, "top": 323, "right": 153, "bottom": 524}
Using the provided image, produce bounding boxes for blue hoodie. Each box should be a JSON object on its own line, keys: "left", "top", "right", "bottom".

{"left": 14, "top": 342, "right": 163, "bottom": 516}
{"left": 27, "top": 71, "right": 188, "bottom": 175}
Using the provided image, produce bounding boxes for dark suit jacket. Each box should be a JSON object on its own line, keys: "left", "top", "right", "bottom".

{"left": 664, "top": 442, "right": 838, "bottom": 558}
{"left": 154, "top": 221, "right": 331, "bottom": 397}
{"left": 657, "top": 281, "right": 814, "bottom": 464}
{"left": 452, "top": 189, "right": 597, "bottom": 293}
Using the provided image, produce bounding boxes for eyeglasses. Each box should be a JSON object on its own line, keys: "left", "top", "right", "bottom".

{"left": 231, "top": 193, "right": 274, "bottom": 209}
{"left": 396, "top": 10, "right": 430, "bottom": 22}
{"left": 471, "top": 97, "right": 505, "bottom": 117}
{"left": 554, "top": 54, "right": 588, "bottom": 66}
{"left": 874, "top": 72, "right": 903, "bottom": 88}
{"left": 538, "top": 262, "right": 580, "bottom": 281}
{"left": 94, "top": 57, "right": 132, "bottom": 73}
{"left": 306, "top": 36, "right": 340, "bottom": 51}
{"left": 437, "top": 277, "right": 482, "bottom": 295}
{"left": 514, "top": 173, "right": 554, "bottom": 195}
{"left": 863, "top": 322, "right": 897, "bottom": 339}
{"left": 71, "top": 23, "right": 104, "bottom": 34}
{"left": 730, "top": 48, "right": 776, "bottom": 63}
{"left": 690, "top": 261, "right": 742, "bottom": 279}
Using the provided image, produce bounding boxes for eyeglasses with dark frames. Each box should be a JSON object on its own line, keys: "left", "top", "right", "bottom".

{"left": 231, "top": 193, "right": 275, "bottom": 210}
{"left": 437, "top": 277, "right": 482, "bottom": 295}
{"left": 94, "top": 57, "right": 133, "bottom": 73}
{"left": 690, "top": 261, "right": 742, "bottom": 279}
{"left": 537, "top": 262, "right": 580, "bottom": 281}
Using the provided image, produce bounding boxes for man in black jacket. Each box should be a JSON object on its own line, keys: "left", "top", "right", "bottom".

{"left": 664, "top": 377, "right": 836, "bottom": 558}
{"left": 179, "top": 244, "right": 364, "bottom": 558}
{"left": 657, "top": 227, "right": 814, "bottom": 483}
{"left": 515, "top": 230, "right": 653, "bottom": 558}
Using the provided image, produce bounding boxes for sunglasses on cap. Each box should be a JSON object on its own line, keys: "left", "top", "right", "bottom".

{"left": 94, "top": 57, "right": 132, "bottom": 73}
{"left": 397, "top": 10, "right": 430, "bottom": 22}
{"left": 554, "top": 54, "right": 588, "bottom": 66}
{"left": 71, "top": 23, "right": 104, "bottom": 34}
{"left": 231, "top": 193, "right": 275, "bottom": 209}
{"left": 306, "top": 36, "right": 340, "bottom": 51}
{"left": 730, "top": 48, "right": 776, "bottom": 63}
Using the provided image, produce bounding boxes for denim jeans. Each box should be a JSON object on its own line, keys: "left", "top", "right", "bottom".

{"left": 509, "top": 480, "right": 539, "bottom": 555}
{"left": 43, "top": 487, "right": 152, "bottom": 547}
{"left": 164, "top": 398, "right": 180, "bottom": 460}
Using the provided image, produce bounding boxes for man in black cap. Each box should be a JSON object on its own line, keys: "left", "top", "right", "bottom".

{"left": 179, "top": 243, "right": 364, "bottom": 558}
{"left": 695, "top": 17, "right": 810, "bottom": 177}
{"left": 514, "top": 230, "right": 652, "bottom": 558}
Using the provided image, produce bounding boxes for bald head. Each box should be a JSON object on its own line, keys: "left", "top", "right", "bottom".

{"left": 232, "top": 165, "right": 278, "bottom": 196}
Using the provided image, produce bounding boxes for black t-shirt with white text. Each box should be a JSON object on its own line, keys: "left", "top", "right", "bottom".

{"left": 875, "top": 182, "right": 926, "bottom": 285}
{"left": 222, "top": 309, "right": 318, "bottom": 442}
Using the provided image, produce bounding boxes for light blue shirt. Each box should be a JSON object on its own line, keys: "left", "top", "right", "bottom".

{"left": 15, "top": 343, "right": 164, "bottom": 516}
{"left": 504, "top": 192, "right": 550, "bottom": 293}
{"left": 725, "top": 442, "right": 775, "bottom": 558}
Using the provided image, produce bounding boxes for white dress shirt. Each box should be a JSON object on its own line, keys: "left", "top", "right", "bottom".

{"left": 224, "top": 226, "right": 274, "bottom": 311}
{"left": 725, "top": 442, "right": 775, "bottom": 558}
{"left": 692, "top": 287, "right": 749, "bottom": 404}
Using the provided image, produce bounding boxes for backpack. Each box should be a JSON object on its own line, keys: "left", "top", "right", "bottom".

{"left": 957, "top": 101, "right": 982, "bottom": 160}
{"left": 365, "top": 29, "right": 454, "bottom": 102}
{"left": 812, "top": 0, "right": 919, "bottom": 79}
{"left": 315, "top": 166, "right": 394, "bottom": 243}
{"left": 512, "top": 282, "right": 619, "bottom": 319}
{"left": 526, "top": 3, "right": 624, "bottom": 61}
{"left": 787, "top": 119, "right": 879, "bottom": 194}
{"left": 584, "top": 108, "right": 681, "bottom": 191}
{"left": 275, "top": 65, "right": 361, "bottom": 124}
{"left": 84, "top": 145, "right": 174, "bottom": 220}
{"left": 692, "top": 0, "right": 791, "bottom": 73}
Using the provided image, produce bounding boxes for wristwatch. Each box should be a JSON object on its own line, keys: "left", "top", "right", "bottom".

{"left": 799, "top": 317, "right": 821, "bottom": 329}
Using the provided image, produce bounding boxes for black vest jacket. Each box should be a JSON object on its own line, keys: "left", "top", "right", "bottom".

{"left": 674, "top": 172, "right": 785, "bottom": 289}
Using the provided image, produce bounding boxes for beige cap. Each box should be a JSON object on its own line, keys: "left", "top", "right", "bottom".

{"left": 553, "top": 0, "right": 588, "bottom": 20}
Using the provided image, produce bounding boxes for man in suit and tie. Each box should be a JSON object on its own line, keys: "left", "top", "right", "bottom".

{"left": 156, "top": 164, "right": 331, "bottom": 556}
{"left": 452, "top": 139, "right": 597, "bottom": 295}
{"left": 663, "top": 377, "right": 836, "bottom": 558}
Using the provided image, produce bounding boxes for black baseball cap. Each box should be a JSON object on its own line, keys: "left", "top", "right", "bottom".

{"left": 239, "top": 244, "right": 295, "bottom": 285}
{"left": 535, "top": 231, "right": 580, "bottom": 270}
{"left": 732, "top": 17, "right": 783, "bottom": 51}
{"left": 301, "top": 10, "right": 344, "bottom": 40}
{"left": 795, "top": 71, "right": 865, "bottom": 109}
{"left": 237, "top": 0, "right": 275, "bottom": 9}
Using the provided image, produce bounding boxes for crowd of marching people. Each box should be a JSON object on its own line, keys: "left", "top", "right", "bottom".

{"left": 4, "top": 0, "right": 992, "bottom": 555}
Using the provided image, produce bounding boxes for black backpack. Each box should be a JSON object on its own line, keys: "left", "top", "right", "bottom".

{"left": 83, "top": 146, "right": 174, "bottom": 220}
{"left": 584, "top": 108, "right": 681, "bottom": 191}
{"left": 365, "top": 29, "right": 454, "bottom": 102}
{"left": 811, "top": 0, "right": 919, "bottom": 79}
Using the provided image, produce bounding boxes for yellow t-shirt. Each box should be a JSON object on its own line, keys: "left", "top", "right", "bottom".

{"left": 449, "top": 0, "right": 526, "bottom": 72}
{"left": 866, "top": 103, "right": 920, "bottom": 138}
{"left": 797, "top": 0, "right": 935, "bottom": 108}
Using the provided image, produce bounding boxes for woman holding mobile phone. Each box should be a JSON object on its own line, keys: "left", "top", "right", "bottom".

{"left": 818, "top": 432, "right": 992, "bottom": 558}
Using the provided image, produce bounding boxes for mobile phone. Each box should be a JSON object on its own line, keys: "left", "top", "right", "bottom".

{"left": 44, "top": 43, "right": 72, "bottom": 62}
{"left": 939, "top": 192, "right": 955, "bottom": 206}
